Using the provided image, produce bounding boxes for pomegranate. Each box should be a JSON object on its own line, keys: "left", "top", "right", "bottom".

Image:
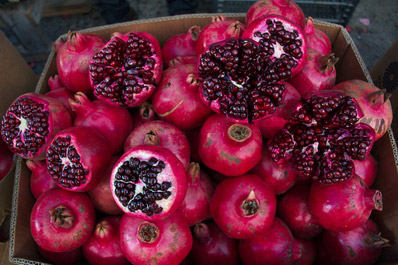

{"left": 210, "top": 174, "right": 276, "bottom": 239}
{"left": 87, "top": 156, "right": 123, "bottom": 215}
{"left": 278, "top": 185, "right": 323, "bottom": 238}
{"left": 45, "top": 75, "right": 75, "bottom": 117}
{"left": 318, "top": 219, "right": 389, "bottom": 265}
{"left": 245, "top": 0, "right": 306, "bottom": 29}
{"left": 304, "top": 17, "right": 332, "bottom": 55}
{"left": 46, "top": 126, "right": 112, "bottom": 192}
{"left": 167, "top": 56, "right": 197, "bottom": 68}
{"left": 162, "top": 25, "right": 201, "bottom": 66}
{"left": 309, "top": 174, "right": 383, "bottom": 232}
{"left": 152, "top": 64, "right": 213, "bottom": 130}
{"left": 198, "top": 114, "right": 263, "bottom": 176}
{"left": 120, "top": 213, "right": 192, "bottom": 265}
{"left": 243, "top": 14, "right": 307, "bottom": 78}
{"left": 196, "top": 15, "right": 244, "bottom": 56}
{"left": 268, "top": 91, "right": 375, "bottom": 184}
{"left": 124, "top": 120, "right": 190, "bottom": 169}
{"left": 38, "top": 245, "right": 84, "bottom": 265}
{"left": 191, "top": 222, "right": 239, "bottom": 265}
{"left": 178, "top": 162, "right": 214, "bottom": 226}
{"left": 1, "top": 93, "right": 72, "bottom": 160}
{"left": 89, "top": 31, "right": 162, "bottom": 107}
{"left": 333, "top": 79, "right": 393, "bottom": 140}
{"left": 293, "top": 238, "right": 316, "bottom": 265}
{"left": 354, "top": 152, "right": 378, "bottom": 187}
{"left": 83, "top": 216, "right": 129, "bottom": 265}
{"left": 250, "top": 148, "right": 297, "bottom": 194}
{"left": 69, "top": 92, "right": 133, "bottom": 154}
{"left": 239, "top": 217, "right": 302, "bottom": 265}
{"left": 56, "top": 31, "right": 106, "bottom": 94}
{"left": 30, "top": 187, "right": 96, "bottom": 252}
{"left": 111, "top": 145, "right": 187, "bottom": 221}
{"left": 27, "top": 159, "right": 57, "bottom": 199}
{"left": 288, "top": 49, "right": 338, "bottom": 97}
{"left": 0, "top": 137, "right": 14, "bottom": 181}
{"left": 131, "top": 101, "right": 159, "bottom": 129}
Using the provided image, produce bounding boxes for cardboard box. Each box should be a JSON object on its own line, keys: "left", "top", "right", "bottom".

{"left": 6, "top": 14, "right": 398, "bottom": 264}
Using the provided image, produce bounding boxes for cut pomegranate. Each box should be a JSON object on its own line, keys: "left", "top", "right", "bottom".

{"left": 89, "top": 31, "right": 162, "bottom": 107}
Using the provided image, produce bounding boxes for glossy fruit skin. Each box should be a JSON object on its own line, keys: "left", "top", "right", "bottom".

{"left": 292, "top": 238, "right": 316, "bottom": 265}
{"left": 120, "top": 213, "right": 192, "bottom": 265}
{"left": 198, "top": 114, "right": 263, "bottom": 177}
{"left": 353, "top": 153, "right": 378, "bottom": 187}
{"left": 30, "top": 188, "right": 96, "bottom": 252}
{"left": 45, "top": 75, "right": 75, "bottom": 118}
{"left": 210, "top": 174, "right": 277, "bottom": 239}
{"left": 37, "top": 245, "right": 84, "bottom": 265}
{"left": 304, "top": 17, "right": 332, "bottom": 55}
{"left": 278, "top": 185, "right": 323, "bottom": 238}
{"left": 309, "top": 174, "right": 383, "bottom": 232}
{"left": 191, "top": 222, "right": 239, "bottom": 265}
{"left": 27, "top": 159, "right": 57, "bottom": 199}
{"left": 83, "top": 216, "right": 129, "bottom": 265}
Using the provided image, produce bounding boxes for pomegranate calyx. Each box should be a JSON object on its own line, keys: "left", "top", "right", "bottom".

{"left": 49, "top": 205, "right": 75, "bottom": 229}
{"left": 68, "top": 92, "right": 92, "bottom": 113}
{"left": 144, "top": 131, "right": 161, "bottom": 146}
{"left": 369, "top": 233, "right": 391, "bottom": 248}
{"left": 187, "top": 74, "right": 199, "bottom": 88}
{"left": 189, "top": 25, "right": 201, "bottom": 41}
{"left": 228, "top": 124, "right": 252, "bottom": 142}
{"left": 212, "top": 15, "right": 226, "bottom": 23}
{"left": 319, "top": 53, "right": 338, "bottom": 74}
{"left": 95, "top": 220, "right": 114, "bottom": 240}
{"left": 187, "top": 162, "right": 201, "bottom": 182}
{"left": 139, "top": 102, "right": 154, "bottom": 119}
{"left": 304, "top": 17, "right": 315, "bottom": 34}
{"left": 366, "top": 189, "right": 383, "bottom": 211}
{"left": 226, "top": 21, "right": 243, "bottom": 37}
{"left": 193, "top": 223, "right": 212, "bottom": 244}
{"left": 138, "top": 222, "right": 159, "bottom": 243}
{"left": 241, "top": 190, "right": 259, "bottom": 217}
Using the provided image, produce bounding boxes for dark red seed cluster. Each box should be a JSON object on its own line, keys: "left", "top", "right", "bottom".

{"left": 47, "top": 135, "right": 89, "bottom": 188}
{"left": 114, "top": 157, "right": 172, "bottom": 217}
{"left": 1, "top": 97, "right": 49, "bottom": 157}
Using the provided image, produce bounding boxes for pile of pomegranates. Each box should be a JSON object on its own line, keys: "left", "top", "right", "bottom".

{"left": 1, "top": 0, "right": 393, "bottom": 264}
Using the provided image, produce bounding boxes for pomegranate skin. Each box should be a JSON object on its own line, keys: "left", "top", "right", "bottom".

{"left": 191, "top": 222, "right": 239, "bottom": 265}
{"left": 292, "top": 238, "right": 316, "bottom": 265}
{"left": 309, "top": 174, "right": 383, "bottom": 232}
{"left": 45, "top": 75, "right": 75, "bottom": 118}
{"left": 304, "top": 17, "right": 332, "bottom": 55}
{"left": 27, "top": 159, "right": 57, "bottom": 199}
{"left": 239, "top": 217, "right": 302, "bottom": 265}
{"left": 198, "top": 114, "right": 263, "bottom": 177}
{"left": 209, "top": 174, "right": 277, "bottom": 239}
{"left": 0, "top": 137, "right": 14, "bottom": 181}
{"left": 120, "top": 213, "right": 192, "bottom": 265}
{"left": 278, "top": 185, "right": 323, "bottom": 239}
{"left": 38, "top": 246, "right": 84, "bottom": 265}
{"left": 353, "top": 153, "right": 378, "bottom": 187}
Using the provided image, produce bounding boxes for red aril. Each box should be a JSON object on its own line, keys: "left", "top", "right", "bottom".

{"left": 304, "top": 17, "right": 332, "bottom": 55}
{"left": 353, "top": 153, "right": 378, "bottom": 187}
{"left": 27, "top": 159, "right": 57, "bottom": 199}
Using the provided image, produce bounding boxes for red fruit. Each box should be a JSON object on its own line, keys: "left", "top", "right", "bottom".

{"left": 309, "top": 174, "right": 383, "bottom": 232}
{"left": 268, "top": 91, "right": 376, "bottom": 184}
{"left": 38, "top": 245, "right": 84, "bottom": 265}
{"left": 27, "top": 159, "right": 57, "bottom": 199}
{"left": 250, "top": 148, "right": 297, "bottom": 194}
{"left": 196, "top": 15, "right": 244, "bottom": 56}
{"left": 210, "top": 174, "right": 276, "bottom": 239}
{"left": 120, "top": 213, "right": 192, "bottom": 265}
{"left": 152, "top": 64, "right": 213, "bottom": 130}
{"left": 162, "top": 25, "right": 201, "bottom": 66}
{"left": 292, "top": 238, "right": 316, "bottom": 265}
{"left": 255, "top": 81, "right": 301, "bottom": 139}
{"left": 304, "top": 17, "right": 332, "bottom": 55}
{"left": 288, "top": 49, "right": 338, "bottom": 97}
{"left": 333, "top": 79, "right": 393, "bottom": 140}
{"left": 69, "top": 92, "right": 133, "bottom": 154}
{"left": 198, "top": 114, "right": 263, "bottom": 176}
{"left": 124, "top": 120, "right": 190, "bottom": 169}
{"left": 353, "top": 153, "right": 378, "bottom": 187}
{"left": 243, "top": 14, "right": 307, "bottom": 78}
{"left": 278, "top": 185, "right": 323, "bottom": 238}
{"left": 1, "top": 93, "right": 72, "bottom": 160}
{"left": 239, "top": 217, "right": 302, "bottom": 265}
{"left": 111, "top": 145, "right": 187, "bottom": 221}
{"left": 30, "top": 188, "right": 96, "bottom": 252}
{"left": 131, "top": 101, "right": 159, "bottom": 129}
{"left": 191, "top": 222, "right": 239, "bottom": 265}
{"left": 45, "top": 75, "right": 75, "bottom": 117}
{"left": 318, "top": 219, "right": 389, "bottom": 265}
{"left": 0, "top": 137, "right": 14, "bottom": 181}
{"left": 46, "top": 126, "right": 112, "bottom": 192}
{"left": 56, "top": 31, "right": 106, "bottom": 94}
{"left": 87, "top": 157, "right": 123, "bottom": 215}
{"left": 245, "top": 0, "right": 306, "bottom": 29}
{"left": 83, "top": 216, "right": 129, "bottom": 265}
{"left": 167, "top": 55, "right": 197, "bottom": 68}
{"left": 179, "top": 162, "right": 214, "bottom": 226}
{"left": 89, "top": 31, "right": 162, "bottom": 107}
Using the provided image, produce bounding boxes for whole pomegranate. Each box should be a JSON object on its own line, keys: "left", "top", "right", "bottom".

{"left": 37, "top": 246, "right": 84, "bottom": 265}
{"left": 56, "top": 31, "right": 106, "bottom": 94}
{"left": 210, "top": 174, "right": 276, "bottom": 239}
{"left": 45, "top": 75, "right": 75, "bottom": 117}
{"left": 191, "top": 222, "right": 239, "bottom": 265}
{"left": 353, "top": 153, "right": 378, "bottom": 187}
{"left": 131, "top": 101, "right": 159, "bottom": 129}
{"left": 27, "top": 159, "right": 57, "bottom": 199}
{"left": 1, "top": 93, "right": 72, "bottom": 160}
{"left": 293, "top": 238, "right": 316, "bottom": 265}
{"left": 111, "top": 145, "right": 187, "bottom": 221}
{"left": 30, "top": 188, "right": 96, "bottom": 252}
{"left": 309, "top": 174, "right": 383, "bottom": 232}
{"left": 89, "top": 31, "right": 162, "bottom": 107}
{"left": 0, "top": 137, "right": 14, "bottom": 181}
{"left": 304, "top": 17, "right": 332, "bottom": 55}
{"left": 198, "top": 114, "right": 263, "bottom": 177}
{"left": 120, "top": 213, "right": 192, "bottom": 265}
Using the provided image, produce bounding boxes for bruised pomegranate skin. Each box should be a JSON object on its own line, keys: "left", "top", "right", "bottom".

{"left": 353, "top": 153, "right": 378, "bottom": 187}
{"left": 38, "top": 245, "right": 84, "bottom": 265}
{"left": 191, "top": 222, "right": 239, "bottom": 265}
{"left": 210, "top": 174, "right": 277, "bottom": 239}
{"left": 309, "top": 174, "right": 383, "bottom": 232}
{"left": 199, "top": 114, "right": 263, "bottom": 177}
{"left": 27, "top": 159, "right": 57, "bottom": 199}
{"left": 304, "top": 17, "right": 332, "bottom": 55}
{"left": 30, "top": 188, "right": 96, "bottom": 252}
{"left": 120, "top": 213, "right": 192, "bottom": 265}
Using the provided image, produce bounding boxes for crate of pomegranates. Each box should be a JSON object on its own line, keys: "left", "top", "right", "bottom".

{"left": 3, "top": 1, "right": 398, "bottom": 265}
